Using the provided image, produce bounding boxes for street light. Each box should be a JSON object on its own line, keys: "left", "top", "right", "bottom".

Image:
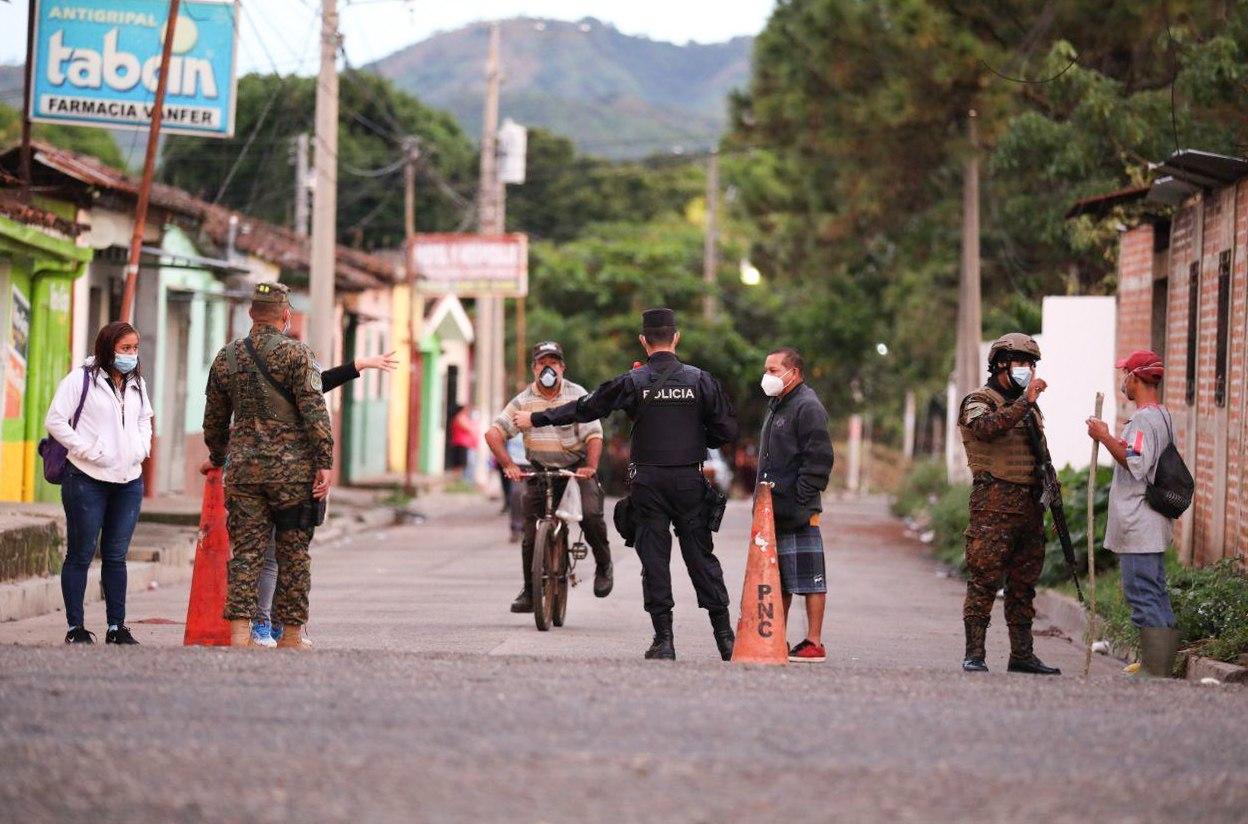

{"left": 876, "top": 342, "right": 889, "bottom": 356}
{"left": 740, "top": 259, "right": 762, "bottom": 286}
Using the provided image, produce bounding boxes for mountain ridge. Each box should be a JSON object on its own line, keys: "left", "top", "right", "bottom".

{"left": 367, "top": 17, "right": 753, "bottom": 159}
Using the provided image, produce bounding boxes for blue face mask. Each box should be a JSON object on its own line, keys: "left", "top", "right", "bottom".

{"left": 1010, "top": 366, "right": 1033, "bottom": 390}
{"left": 114, "top": 354, "right": 138, "bottom": 374}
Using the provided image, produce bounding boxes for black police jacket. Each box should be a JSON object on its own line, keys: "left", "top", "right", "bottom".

{"left": 758, "top": 382, "right": 834, "bottom": 533}
{"left": 531, "top": 351, "right": 739, "bottom": 466}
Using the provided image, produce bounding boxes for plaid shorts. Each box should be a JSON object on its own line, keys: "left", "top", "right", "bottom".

{"left": 776, "top": 524, "right": 827, "bottom": 594}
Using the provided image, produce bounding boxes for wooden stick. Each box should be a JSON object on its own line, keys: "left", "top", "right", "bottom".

{"left": 1084, "top": 392, "right": 1105, "bottom": 678}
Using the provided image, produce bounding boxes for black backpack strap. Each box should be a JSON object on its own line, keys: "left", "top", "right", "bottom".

{"left": 244, "top": 337, "right": 298, "bottom": 407}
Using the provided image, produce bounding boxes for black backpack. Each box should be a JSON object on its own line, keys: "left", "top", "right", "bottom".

{"left": 1145, "top": 408, "right": 1194, "bottom": 520}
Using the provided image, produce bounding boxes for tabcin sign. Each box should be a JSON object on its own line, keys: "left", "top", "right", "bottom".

{"left": 28, "top": 0, "right": 239, "bottom": 138}
{"left": 410, "top": 234, "right": 529, "bottom": 297}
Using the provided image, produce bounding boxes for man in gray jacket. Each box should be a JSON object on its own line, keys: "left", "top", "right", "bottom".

{"left": 758, "top": 348, "right": 835, "bottom": 662}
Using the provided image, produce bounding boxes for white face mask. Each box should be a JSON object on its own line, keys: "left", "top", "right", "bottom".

{"left": 1010, "top": 366, "right": 1033, "bottom": 390}
{"left": 538, "top": 366, "right": 559, "bottom": 388}
{"left": 761, "top": 368, "right": 792, "bottom": 397}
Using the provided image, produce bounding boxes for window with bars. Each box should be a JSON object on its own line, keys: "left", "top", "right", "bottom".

{"left": 1215, "top": 250, "right": 1231, "bottom": 407}
{"left": 1186, "top": 261, "right": 1199, "bottom": 406}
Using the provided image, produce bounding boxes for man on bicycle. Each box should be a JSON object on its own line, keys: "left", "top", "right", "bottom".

{"left": 485, "top": 341, "right": 613, "bottom": 613}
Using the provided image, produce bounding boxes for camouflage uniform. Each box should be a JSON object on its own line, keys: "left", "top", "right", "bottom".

{"left": 203, "top": 283, "right": 333, "bottom": 626}
{"left": 959, "top": 391, "right": 1044, "bottom": 627}
{"left": 959, "top": 383, "right": 1053, "bottom": 669}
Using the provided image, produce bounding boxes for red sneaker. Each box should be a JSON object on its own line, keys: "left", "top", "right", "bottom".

{"left": 788, "top": 639, "right": 826, "bottom": 663}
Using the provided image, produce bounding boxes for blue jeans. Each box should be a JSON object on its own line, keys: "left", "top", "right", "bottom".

{"left": 1118, "top": 552, "right": 1176, "bottom": 629}
{"left": 60, "top": 464, "right": 144, "bottom": 627}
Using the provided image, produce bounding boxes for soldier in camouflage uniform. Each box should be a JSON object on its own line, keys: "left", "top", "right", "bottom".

{"left": 958, "top": 333, "right": 1061, "bottom": 675}
{"left": 202, "top": 282, "right": 333, "bottom": 649}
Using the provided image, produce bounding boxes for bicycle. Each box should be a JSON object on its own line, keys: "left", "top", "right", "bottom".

{"left": 521, "top": 469, "right": 591, "bottom": 631}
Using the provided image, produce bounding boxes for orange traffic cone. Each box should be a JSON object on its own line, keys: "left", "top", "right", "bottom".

{"left": 183, "top": 468, "right": 232, "bottom": 646}
{"left": 731, "top": 482, "right": 788, "bottom": 665}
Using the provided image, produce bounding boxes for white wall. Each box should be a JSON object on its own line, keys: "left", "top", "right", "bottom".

{"left": 1036, "top": 296, "right": 1118, "bottom": 471}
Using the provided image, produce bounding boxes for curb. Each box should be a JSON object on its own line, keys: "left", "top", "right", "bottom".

{"left": 1186, "top": 655, "right": 1248, "bottom": 684}
{"left": 1034, "top": 589, "right": 1134, "bottom": 661}
{"left": 0, "top": 559, "right": 193, "bottom": 624}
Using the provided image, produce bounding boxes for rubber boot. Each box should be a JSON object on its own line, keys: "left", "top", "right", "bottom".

{"left": 710, "top": 608, "right": 735, "bottom": 661}
{"left": 645, "top": 612, "right": 675, "bottom": 660}
{"left": 276, "top": 624, "right": 313, "bottom": 650}
{"left": 1007, "top": 623, "right": 1061, "bottom": 675}
{"left": 962, "top": 619, "right": 988, "bottom": 672}
{"left": 1139, "top": 627, "right": 1180, "bottom": 678}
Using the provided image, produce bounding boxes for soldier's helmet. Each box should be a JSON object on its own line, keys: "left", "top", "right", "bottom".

{"left": 988, "top": 332, "right": 1041, "bottom": 369}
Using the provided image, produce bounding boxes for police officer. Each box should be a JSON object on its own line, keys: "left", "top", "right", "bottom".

{"left": 958, "top": 332, "right": 1060, "bottom": 675}
{"left": 202, "top": 282, "right": 333, "bottom": 650}
{"left": 512, "top": 308, "right": 740, "bottom": 661}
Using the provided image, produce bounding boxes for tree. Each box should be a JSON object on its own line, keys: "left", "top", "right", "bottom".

{"left": 0, "top": 103, "right": 125, "bottom": 169}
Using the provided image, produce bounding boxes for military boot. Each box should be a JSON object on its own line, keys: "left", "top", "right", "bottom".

{"left": 709, "top": 608, "right": 735, "bottom": 661}
{"left": 1007, "top": 623, "right": 1061, "bottom": 675}
{"left": 229, "top": 619, "right": 254, "bottom": 648}
{"left": 962, "top": 619, "right": 989, "bottom": 672}
{"left": 276, "top": 624, "right": 313, "bottom": 650}
{"left": 1139, "top": 627, "right": 1180, "bottom": 677}
{"left": 645, "top": 611, "right": 676, "bottom": 660}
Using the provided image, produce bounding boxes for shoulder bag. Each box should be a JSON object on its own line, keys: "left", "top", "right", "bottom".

{"left": 1145, "top": 407, "right": 1193, "bottom": 520}
{"left": 38, "top": 366, "right": 92, "bottom": 485}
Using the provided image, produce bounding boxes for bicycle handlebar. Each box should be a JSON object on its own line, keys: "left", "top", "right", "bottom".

{"left": 519, "top": 469, "right": 579, "bottom": 479}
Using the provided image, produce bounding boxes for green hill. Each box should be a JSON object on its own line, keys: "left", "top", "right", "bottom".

{"left": 368, "top": 17, "right": 752, "bottom": 159}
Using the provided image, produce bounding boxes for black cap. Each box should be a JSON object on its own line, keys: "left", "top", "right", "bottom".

{"left": 531, "top": 340, "right": 564, "bottom": 363}
{"left": 642, "top": 308, "right": 676, "bottom": 330}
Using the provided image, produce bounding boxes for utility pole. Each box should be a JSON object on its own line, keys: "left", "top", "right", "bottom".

{"left": 475, "top": 21, "right": 504, "bottom": 484}
{"left": 119, "top": 0, "right": 181, "bottom": 323}
{"left": 703, "top": 149, "right": 720, "bottom": 321}
{"left": 292, "top": 133, "right": 311, "bottom": 237}
{"left": 19, "top": 0, "right": 36, "bottom": 203}
{"left": 403, "top": 137, "right": 423, "bottom": 494}
{"left": 308, "top": 0, "right": 340, "bottom": 364}
{"left": 949, "top": 109, "right": 982, "bottom": 483}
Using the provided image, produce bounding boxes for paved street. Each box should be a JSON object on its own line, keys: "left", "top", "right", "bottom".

{"left": 1, "top": 492, "right": 1245, "bottom": 823}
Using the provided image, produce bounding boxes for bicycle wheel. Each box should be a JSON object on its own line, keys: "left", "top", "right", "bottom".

{"left": 551, "top": 530, "right": 570, "bottom": 627}
{"left": 531, "top": 519, "right": 558, "bottom": 631}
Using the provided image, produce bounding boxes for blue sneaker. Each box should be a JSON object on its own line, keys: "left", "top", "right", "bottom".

{"left": 251, "top": 619, "right": 277, "bottom": 648}
{"left": 270, "top": 621, "right": 284, "bottom": 642}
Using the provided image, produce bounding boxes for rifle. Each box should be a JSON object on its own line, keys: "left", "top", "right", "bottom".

{"left": 1023, "top": 409, "right": 1085, "bottom": 604}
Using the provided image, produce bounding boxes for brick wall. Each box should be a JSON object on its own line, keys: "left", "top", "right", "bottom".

{"left": 1151, "top": 182, "right": 1248, "bottom": 568}
{"left": 1115, "top": 224, "right": 1155, "bottom": 430}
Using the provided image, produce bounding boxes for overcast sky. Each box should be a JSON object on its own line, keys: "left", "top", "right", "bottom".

{"left": 0, "top": 1, "right": 775, "bottom": 74}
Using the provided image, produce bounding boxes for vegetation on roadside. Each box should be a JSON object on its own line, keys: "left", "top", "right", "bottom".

{"left": 895, "top": 461, "right": 1248, "bottom": 665}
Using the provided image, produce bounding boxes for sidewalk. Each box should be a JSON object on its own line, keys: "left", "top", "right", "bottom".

{"left": 0, "top": 484, "right": 399, "bottom": 627}
{"left": 0, "top": 489, "right": 1117, "bottom": 676}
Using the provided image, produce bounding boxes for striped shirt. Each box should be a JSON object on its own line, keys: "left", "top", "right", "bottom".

{"left": 493, "top": 380, "right": 603, "bottom": 468}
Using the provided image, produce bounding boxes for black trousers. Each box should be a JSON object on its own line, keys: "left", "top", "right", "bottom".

{"left": 631, "top": 464, "right": 729, "bottom": 616}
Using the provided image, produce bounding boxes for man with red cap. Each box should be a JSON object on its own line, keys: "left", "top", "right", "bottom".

{"left": 1086, "top": 350, "right": 1179, "bottom": 676}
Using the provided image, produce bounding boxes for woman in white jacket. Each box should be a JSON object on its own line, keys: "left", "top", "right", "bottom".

{"left": 45, "top": 322, "right": 153, "bottom": 645}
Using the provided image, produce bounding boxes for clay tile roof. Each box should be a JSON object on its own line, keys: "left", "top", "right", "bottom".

{"left": 2, "top": 141, "right": 396, "bottom": 289}
{"left": 0, "top": 191, "right": 85, "bottom": 238}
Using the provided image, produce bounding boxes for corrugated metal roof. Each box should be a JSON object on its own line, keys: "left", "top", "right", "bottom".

{"left": 1150, "top": 149, "right": 1248, "bottom": 189}
{"left": 1064, "top": 184, "right": 1151, "bottom": 219}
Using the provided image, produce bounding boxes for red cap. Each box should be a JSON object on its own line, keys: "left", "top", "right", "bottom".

{"left": 1116, "top": 350, "right": 1164, "bottom": 382}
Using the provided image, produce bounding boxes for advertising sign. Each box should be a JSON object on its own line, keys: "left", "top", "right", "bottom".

{"left": 28, "top": 0, "right": 239, "bottom": 138}
{"left": 410, "top": 234, "right": 529, "bottom": 297}
{"left": 4, "top": 286, "right": 30, "bottom": 421}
